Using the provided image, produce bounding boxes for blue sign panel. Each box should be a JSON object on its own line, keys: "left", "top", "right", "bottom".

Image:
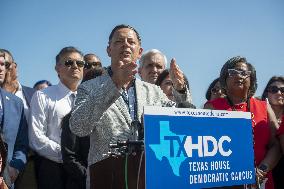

{"left": 143, "top": 106, "right": 256, "bottom": 189}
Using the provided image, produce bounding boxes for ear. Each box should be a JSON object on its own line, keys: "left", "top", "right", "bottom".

{"left": 13, "top": 62, "right": 18, "bottom": 74}
{"left": 137, "top": 47, "right": 143, "bottom": 59}
{"left": 55, "top": 64, "right": 59, "bottom": 73}
{"left": 106, "top": 45, "right": 111, "bottom": 57}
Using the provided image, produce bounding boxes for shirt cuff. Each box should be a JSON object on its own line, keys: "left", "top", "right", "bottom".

{"left": 10, "top": 159, "right": 25, "bottom": 172}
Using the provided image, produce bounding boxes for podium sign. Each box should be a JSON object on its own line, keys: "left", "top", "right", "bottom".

{"left": 143, "top": 106, "right": 256, "bottom": 189}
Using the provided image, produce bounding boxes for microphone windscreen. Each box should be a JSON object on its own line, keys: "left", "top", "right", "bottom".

{"left": 177, "top": 102, "right": 196, "bottom": 109}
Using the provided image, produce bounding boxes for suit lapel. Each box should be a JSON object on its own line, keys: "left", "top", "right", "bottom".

{"left": 135, "top": 80, "right": 143, "bottom": 123}
{"left": 114, "top": 96, "right": 132, "bottom": 126}
{"left": 1, "top": 89, "right": 9, "bottom": 130}
{"left": 21, "top": 86, "right": 35, "bottom": 107}
{"left": 113, "top": 79, "right": 144, "bottom": 126}
{"left": 21, "top": 87, "right": 28, "bottom": 107}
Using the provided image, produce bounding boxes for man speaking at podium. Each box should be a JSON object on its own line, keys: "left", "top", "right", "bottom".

{"left": 70, "top": 24, "right": 192, "bottom": 189}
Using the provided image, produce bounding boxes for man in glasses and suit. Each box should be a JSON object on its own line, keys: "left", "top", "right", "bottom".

{"left": 29, "top": 46, "right": 84, "bottom": 189}
{"left": 70, "top": 24, "right": 192, "bottom": 189}
{"left": 0, "top": 51, "right": 29, "bottom": 188}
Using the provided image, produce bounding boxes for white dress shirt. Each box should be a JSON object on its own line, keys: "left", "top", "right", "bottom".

{"left": 29, "top": 82, "right": 76, "bottom": 163}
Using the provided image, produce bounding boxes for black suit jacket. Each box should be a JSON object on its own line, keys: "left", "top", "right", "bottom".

{"left": 61, "top": 113, "right": 89, "bottom": 189}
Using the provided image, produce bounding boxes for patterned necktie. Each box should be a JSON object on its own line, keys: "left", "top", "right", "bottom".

{"left": 121, "top": 89, "right": 129, "bottom": 106}
{"left": 70, "top": 93, "right": 76, "bottom": 107}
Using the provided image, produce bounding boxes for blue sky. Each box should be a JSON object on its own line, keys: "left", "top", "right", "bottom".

{"left": 1, "top": 0, "right": 284, "bottom": 107}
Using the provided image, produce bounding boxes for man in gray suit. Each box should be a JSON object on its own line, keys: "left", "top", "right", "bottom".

{"left": 70, "top": 24, "right": 191, "bottom": 189}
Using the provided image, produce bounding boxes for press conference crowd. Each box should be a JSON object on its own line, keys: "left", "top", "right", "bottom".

{"left": 0, "top": 24, "right": 283, "bottom": 189}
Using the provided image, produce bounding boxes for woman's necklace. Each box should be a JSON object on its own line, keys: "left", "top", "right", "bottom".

{"left": 226, "top": 96, "right": 249, "bottom": 111}
{"left": 226, "top": 96, "right": 255, "bottom": 127}
{"left": 277, "top": 118, "right": 282, "bottom": 125}
{"left": 273, "top": 108, "right": 283, "bottom": 125}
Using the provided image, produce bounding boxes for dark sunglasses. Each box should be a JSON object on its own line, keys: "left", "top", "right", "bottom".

{"left": 84, "top": 62, "right": 102, "bottom": 69}
{"left": 228, "top": 69, "right": 251, "bottom": 77}
{"left": 64, "top": 60, "right": 85, "bottom": 68}
{"left": 211, "top": 87, "right": 223, "bottom": 94}
{"left": 267, "top": 86, "right": 284, "bottom": 94}
{"left": 0, "top": 57, "right": 11, "bottom": 69}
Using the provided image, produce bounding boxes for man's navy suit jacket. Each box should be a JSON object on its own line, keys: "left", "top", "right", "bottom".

{"left": 1, "top": 88, "right": 28, "bottom": 171}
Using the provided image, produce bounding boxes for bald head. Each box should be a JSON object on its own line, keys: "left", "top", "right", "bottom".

{"left": 138, "top": 49, "right": 167, "bottom": 84}
{"left": 83, "top": 53, "right": 102, "bottom": 77}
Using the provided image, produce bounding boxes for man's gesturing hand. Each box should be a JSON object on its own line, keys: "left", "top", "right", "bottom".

{"left": 169, "top": 58, "right": 185, "bottom": 92}
{"left": 111, "top": 60, "right": 137, "bottom": 89}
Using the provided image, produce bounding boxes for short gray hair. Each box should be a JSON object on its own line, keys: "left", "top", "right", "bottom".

{"left": 139, "top": 49, "right": 167, "bottom": 68}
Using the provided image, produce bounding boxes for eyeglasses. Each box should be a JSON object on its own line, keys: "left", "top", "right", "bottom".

{"left": 0, "top": 57, "right": 11, "bottom": 69}
{"left": 64, "top": 60, "right": 85, "bottom": 68}
{"left": 228, "top": 69, "right": 251, "bottom": 78}
{"left": 267, "top": 86, "right": 284, "bottom": 94}
{"left": 211, "top": 87, "right": 223, "bottom": 94}
{"left": 84, "top": 62, "right": 102, "bottom": 69}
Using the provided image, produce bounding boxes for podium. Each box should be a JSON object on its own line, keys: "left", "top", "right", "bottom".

{"left": 90, "top": 151, "right": 145, "bottom": 189}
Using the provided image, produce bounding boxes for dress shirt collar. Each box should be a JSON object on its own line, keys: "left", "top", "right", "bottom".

{"left": 17, "top": 82, "right": 22, "bottom": 92}
{"left": 58, "top": 81, "right": 77, "bottom": 97}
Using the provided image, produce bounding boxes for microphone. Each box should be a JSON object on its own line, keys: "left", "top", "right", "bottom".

{"left": 131, "top": 120, "right": 143, "bottom": 140}
{"left": 177, "top": 102, "right": 196, "bottom": 109}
